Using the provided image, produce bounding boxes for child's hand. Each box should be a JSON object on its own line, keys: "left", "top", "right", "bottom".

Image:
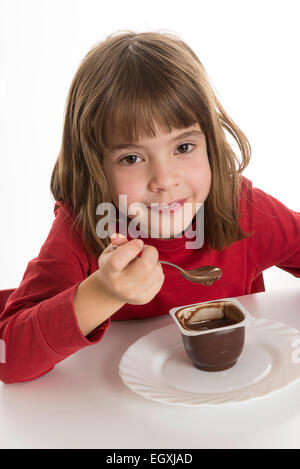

{"left": 96, "top": 233, "right": 165, "bottom": 305}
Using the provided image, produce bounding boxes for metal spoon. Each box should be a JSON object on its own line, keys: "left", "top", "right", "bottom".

{"left": 158, "top": 260, "right": 222, "bottom": 286}
{"left": 112, "top": 245, "right": 222, "bottom": 286}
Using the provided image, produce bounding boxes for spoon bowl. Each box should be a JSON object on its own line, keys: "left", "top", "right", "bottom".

{"left": 159, "top": 260, "right": 222, "bottom": 286}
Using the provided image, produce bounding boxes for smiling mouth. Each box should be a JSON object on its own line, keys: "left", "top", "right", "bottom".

{"left": 147, "top": 198, "right": 188, "bottom": 213}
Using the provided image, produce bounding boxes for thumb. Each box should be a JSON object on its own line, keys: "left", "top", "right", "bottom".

{"left": 110, "top": 232, "right": 128, "bottom": 248}
{"left": 99, "top": 233, "right": 129, "bottom": 259}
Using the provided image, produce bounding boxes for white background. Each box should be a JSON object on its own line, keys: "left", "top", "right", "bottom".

{"left": 0, "top": 0, "right": 299, "bottom": 290}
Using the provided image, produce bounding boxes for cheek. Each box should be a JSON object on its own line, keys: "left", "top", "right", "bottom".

{"left": 110, "top": 173, "right": 145, "bottom": 205}
{"left": 188, "top": 161, "right": 211, "bottom": 200}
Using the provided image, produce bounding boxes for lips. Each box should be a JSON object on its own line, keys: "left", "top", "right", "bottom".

{"left": 148, "top": 198, "right": 188, "bottom": 213}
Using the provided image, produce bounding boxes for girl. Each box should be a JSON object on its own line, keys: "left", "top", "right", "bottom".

{"left": 0, "top": 31, "right": 299, "bottom": 384}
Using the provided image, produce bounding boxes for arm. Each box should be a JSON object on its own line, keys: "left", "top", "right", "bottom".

{"left": 245, "top": 180, "right": 300, "bottom": 277}
{"left": 73, "top": 271, "right": 125, "bottom": 336}
{"left": 0, "top": 202, "right": 115, "bottom": 384}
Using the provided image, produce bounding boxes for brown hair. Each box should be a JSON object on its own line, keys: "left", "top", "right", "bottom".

{"left": 50, "top": 29, "right": 252, "bottom": 258}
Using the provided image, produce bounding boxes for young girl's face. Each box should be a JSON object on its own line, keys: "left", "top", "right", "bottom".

{"left": 102, "top": 121, "right": 211, "bottom": 238}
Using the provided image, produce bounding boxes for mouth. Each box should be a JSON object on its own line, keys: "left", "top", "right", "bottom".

{"left": 147, "top": 198, "right": 188, "bottom": 213}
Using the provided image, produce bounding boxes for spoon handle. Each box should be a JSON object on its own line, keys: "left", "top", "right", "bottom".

{"left": 112, "top": 245, "right": 183, "bottom": 272}
{"left": 158, "top": 259, "right": 185, "bottom": 274}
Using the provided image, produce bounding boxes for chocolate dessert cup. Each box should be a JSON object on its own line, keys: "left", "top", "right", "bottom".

{"left": 169, "top": 298, "right": 255, "bottom": 372}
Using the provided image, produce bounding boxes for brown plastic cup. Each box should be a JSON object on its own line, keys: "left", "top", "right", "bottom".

{"left": 169, "top": 298, "right": 255, "bottom": 372}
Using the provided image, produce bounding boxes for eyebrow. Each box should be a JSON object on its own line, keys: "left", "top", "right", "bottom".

{"left": 110, "top": 130, "right": 202, "bottom": 152}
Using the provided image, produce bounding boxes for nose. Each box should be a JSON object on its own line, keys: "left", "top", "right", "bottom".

{"left": 148, "top": 159, "right": 180, "bottom": 192}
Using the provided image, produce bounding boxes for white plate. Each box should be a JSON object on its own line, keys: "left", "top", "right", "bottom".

{"left": 119, "top": 319, "right": 300, "bottom": 406}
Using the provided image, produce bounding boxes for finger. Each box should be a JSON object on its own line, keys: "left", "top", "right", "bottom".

{"left": 125, "top": 244, "right": 159, "bottom": 276}
{"left": 109, "top": 238, "right": 144, "bottom": 272}
{"left": 139, "top": 244, "right": 159, "bottom": 263}
{"left": 103, "top": 233, "right": 128, "bottom": 254}
{"left": 111, "top": 233, "right": 128, "bottom": 246}
{"left": 131, "top": 270, "right": 165, "bottom": 304}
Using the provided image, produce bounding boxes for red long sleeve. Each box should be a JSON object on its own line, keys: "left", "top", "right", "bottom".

{"left": 245, "top": 183, "right": 300, "bottom": 277}
{"left": 0, "top": 203, "right": 110, "bottom": 383}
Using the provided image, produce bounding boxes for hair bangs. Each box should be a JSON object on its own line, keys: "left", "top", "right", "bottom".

{"left": 97, "top": 51, "right": 201, "bottom": 150}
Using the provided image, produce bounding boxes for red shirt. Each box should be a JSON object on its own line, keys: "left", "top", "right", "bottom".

{"left": 0, "top": 176, "right": 299, "bottom": 383}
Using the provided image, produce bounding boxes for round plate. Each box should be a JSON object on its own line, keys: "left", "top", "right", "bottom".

{"left": 119, "top": 319, "right": 300, "bottom": 406}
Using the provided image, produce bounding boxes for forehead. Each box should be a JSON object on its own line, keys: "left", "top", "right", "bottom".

{"left": 107, "top": 121, "right": 202, "bottom": 150}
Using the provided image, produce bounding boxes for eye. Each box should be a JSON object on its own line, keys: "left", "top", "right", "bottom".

{"left": 119, "top": 154, "right": 143, "bottom": 166}
{"left": 176, "top": 143, "right": 195, "bottom": 154}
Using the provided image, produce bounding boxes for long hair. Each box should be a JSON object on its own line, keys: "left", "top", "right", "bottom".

{"left": 50, "top": 30, "right": 252, "bottom": 258}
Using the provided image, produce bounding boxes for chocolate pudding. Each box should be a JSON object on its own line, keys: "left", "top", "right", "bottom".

{"left": 175, "top": 301, "right": 246, "bottom": 372}
{"left": 176, "top": 301, "right": 244, "bottom": 332}
{"left": 186, "top": 317, "right": 238, "bottom": 331}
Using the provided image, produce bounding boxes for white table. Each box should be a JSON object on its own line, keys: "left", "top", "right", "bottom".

{"left": 1, "top": 287, "right": 300, "bottom": 449}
